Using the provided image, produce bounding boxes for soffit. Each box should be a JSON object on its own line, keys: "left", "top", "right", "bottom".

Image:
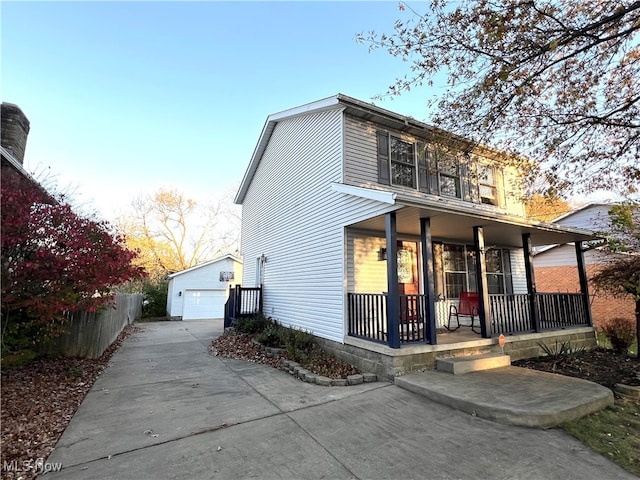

{"left": 349, "top": 205, "right": 598, "bottom": 248}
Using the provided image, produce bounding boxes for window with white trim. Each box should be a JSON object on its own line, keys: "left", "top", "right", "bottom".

{"left": 376, "top": 130, "right": 501, "bottom": 204}
{"left": 437, "top": 154, "right": 462, "bottom": 198}
{"left": 435, "top": 243, "right": 513, "bottom": 298}
{"left": 478, "top": 164, "right": 498, "bottom": 205}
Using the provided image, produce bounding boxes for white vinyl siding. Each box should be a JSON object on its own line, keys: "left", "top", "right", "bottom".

{"left": 240, "top": 107, "right": 398, "bottom": 343}
{"left": 509, "top": 249, "right": 528, "bottom": 294}
{"left": 553, "top": 204, "right": 611, "bottom": 230}
{"left": 533, "top": 245, "right": 578, "bottom": 267}
{"left": 501, "top": 167, "right": 525, "bottom": 216}
{"left": 346, "top": 231, "right": 388, "bottom": 294}
{"left": 343, "top": 115, "right": 378, "bottom": 186}
{"left": 534, "top": 244, "right": 604, "bottom": 268}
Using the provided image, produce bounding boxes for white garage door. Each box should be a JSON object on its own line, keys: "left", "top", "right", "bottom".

{"left": 182, "top": 290, "right": 226, "bottom": 320}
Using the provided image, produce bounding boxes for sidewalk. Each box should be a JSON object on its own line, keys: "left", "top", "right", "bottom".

{"left": 42, "top": 321, "right": 634, "bottom": 480}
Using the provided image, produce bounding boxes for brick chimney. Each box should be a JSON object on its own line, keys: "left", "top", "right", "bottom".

{"left": 1, "top": 102, "right": 30, "bottom": 165}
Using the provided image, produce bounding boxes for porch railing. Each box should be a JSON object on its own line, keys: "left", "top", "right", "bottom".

{"left": 536, "top": 292, "right": 590, "bottom": 330}
{"left": 348, "top": 292, "right": 590, "bottom": 345}
{"left": 347, "top": 294, "right": 428, "bottom": 344}
{"left": 224, "top": 285, "right": 263, "bottom": 328}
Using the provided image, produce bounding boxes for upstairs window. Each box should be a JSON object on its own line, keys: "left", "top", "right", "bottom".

{"left": 378, "top": 131, "right": 498, "bottom": 204}
{"left": 478, "top": 164, "right": 498, "bottom": 205}
{"left": 437, "top": 155, "right": 461, "bottom": 198}
{"left": 390, "top": 137, "right": 416, "bottom": 188}
{"left": 377, "top": 131, "right": 417, "bottom": 189}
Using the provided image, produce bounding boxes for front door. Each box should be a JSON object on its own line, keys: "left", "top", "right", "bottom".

{"left": 397, "top": 240, "right": 419, "bottom": 295}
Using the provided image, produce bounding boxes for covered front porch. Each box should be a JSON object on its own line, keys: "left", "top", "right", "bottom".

{"left": 347, "top": 291, "right": 590, "bottom": 345}
{"left": 345, "top": 204, "right": 596, "bottom": 349}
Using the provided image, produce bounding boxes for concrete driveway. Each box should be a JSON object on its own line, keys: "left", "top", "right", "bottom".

{"left": 43, "top": 321, "right": 634, "bottom": 480}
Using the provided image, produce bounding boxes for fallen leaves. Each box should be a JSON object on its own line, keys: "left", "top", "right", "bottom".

{"left": 1, "top": 325, "right": 141, "bottom": 480}
{"left": 209, "top": 330, "right": 360, "bottom": 379}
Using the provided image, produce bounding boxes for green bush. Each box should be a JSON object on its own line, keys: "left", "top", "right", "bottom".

{"left": 141, "top": 279, "right": 168, "bottom": 318}
{"left": 281, "top": 327, "right": 316, "bottom": 363}
{"left": 602, "top": 317, "right": 635, "bottom": 354}
{"left": 235, "top": 314, "right": 274, "bottom": 335}
{"left": 249, "top": 319, "right": 316, "bottom": 361}
{"left": 254, "top": 322, "right": 286, "bottom": 348}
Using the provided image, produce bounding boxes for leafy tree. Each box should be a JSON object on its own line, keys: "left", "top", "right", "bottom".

{"left": 524, "top": 193, "right": 573, "bottom": 222}
{"left": 357, "top": 0, "right": 640, "bottom": 197}
{"left": 590, "top": 203, "right": 640, "bottom": 357}
{"left": 1, "top": 168, "right": 146, "bottom": 350}
{"left": 119, "top": 187, "right": 240, "bottom": 280}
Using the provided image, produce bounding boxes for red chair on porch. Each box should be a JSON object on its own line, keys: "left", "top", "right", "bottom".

{"left": 446, "top": 291, "right": 480, "bottom": 333}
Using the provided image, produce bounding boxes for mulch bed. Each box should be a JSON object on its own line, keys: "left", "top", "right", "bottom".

{"left": 513, "top": 348, "right": 640, "bottom": 389}
{"left": 210, "top": 330, "right": 360, "bottom": 379}
{"left": 1, "top": 325, "right": 141, "bottom": 480}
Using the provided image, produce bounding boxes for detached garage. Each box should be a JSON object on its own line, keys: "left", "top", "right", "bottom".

{"left": 166, "top": 255, "right": 243, "bottom": 321}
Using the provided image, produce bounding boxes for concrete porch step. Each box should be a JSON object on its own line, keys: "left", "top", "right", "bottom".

{"left": 394, "top": 366, "right": 614, "bottom": 428}
{"left": 437, "top": 353, "right": 511, "bottom": 374}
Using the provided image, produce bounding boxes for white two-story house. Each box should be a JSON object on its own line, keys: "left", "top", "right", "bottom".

{"left": 234, "top": 94, "right": 598, "bottom": 378}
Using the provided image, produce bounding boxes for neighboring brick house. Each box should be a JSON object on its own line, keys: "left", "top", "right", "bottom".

{"left": 534, "top": 203, "right": 635, "bottom": 330}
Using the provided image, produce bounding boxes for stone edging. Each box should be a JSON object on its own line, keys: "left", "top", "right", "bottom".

{"left": 614, "top": 383, "right": 640, "bottom": 400}
{"left": 251, "top": 339, "right": 377, "bottom": 386}
{"left": 281, "top": 359, "right": 377, "bottom": 386}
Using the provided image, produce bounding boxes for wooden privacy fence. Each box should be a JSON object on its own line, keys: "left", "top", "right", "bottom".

{"left": 42, "top": 293, "right": 144, "bottom": 358}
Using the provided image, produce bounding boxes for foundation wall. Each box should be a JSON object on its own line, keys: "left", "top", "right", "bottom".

{"left": 317, "top": 328, "right": 598, "bottom": 381}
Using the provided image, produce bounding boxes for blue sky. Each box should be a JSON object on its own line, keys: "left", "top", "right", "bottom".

{"left": 2, "top": 1, "right": 445, "bottom": 220}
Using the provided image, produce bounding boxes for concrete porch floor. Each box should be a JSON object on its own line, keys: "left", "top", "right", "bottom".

{"left": 436, "top": 326, "right": 483, "bottom": 344}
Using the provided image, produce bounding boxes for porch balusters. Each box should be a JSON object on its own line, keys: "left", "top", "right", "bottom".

{"left": 347, "top": 292, "right": 590, "bottom": 343}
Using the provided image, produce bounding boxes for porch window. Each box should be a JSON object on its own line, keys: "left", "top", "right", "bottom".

{"left": 485, "top": 248, "right": 512, "bottom": 294}
{"left": 437, "top": 243, "right": 512, "bottom": 298}
{"left": 442, "top": 245, "right": 475, "bottom": 298}
{"left": 390, "top": 137, "right": 416, "bottom": 188}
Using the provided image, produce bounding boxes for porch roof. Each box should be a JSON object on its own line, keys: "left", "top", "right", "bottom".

{"left": 347, "top": 199, "right": 598, "bottom": 248}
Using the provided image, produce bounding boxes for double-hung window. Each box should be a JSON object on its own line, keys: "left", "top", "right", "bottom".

{"left": 442, "top": 244, "right": 473, "bottom": 298}
{"left": 377, "top": 131, "right": 464, "bottom": 200}
{"left": 390, "top": 137, "right": 416, "bottom": 188}
{"left": 435, "top": 243, "right": 513, "bottom": 298}
{"left": 438, "top": 155, "right": 461, "bottom": 198}
{"left": 377, "top": 131, "right": 417, "bottom": 189}
{"left": 478, "top": 164, "right": 498, "bottom": 205}
{"left": 485, "top": 248, "right": 512, "bottom": 294}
